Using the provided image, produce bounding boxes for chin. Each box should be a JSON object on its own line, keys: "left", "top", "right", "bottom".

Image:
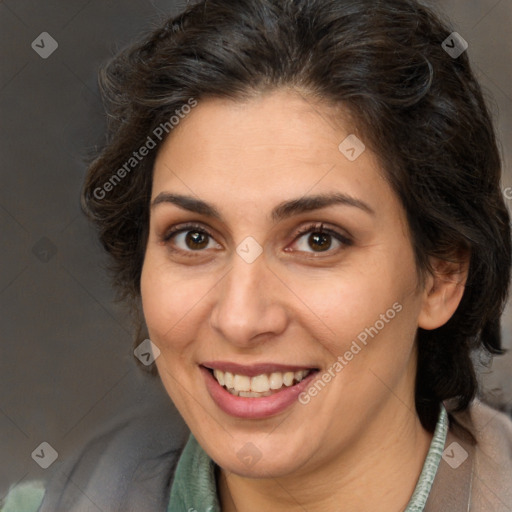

{"left": 218, "top": 453, "right": 306, "bottom": 479}
{"left": 204, "top": 431, "right": 318, "bottom": 479}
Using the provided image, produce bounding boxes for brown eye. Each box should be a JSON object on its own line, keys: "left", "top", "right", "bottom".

{"left": 289, "top": 223, "right": 352, "bottom": 255}
{"left": 307, "top": 232, "right": 332, "bottom": 252}
{"left": 184, "top": 230, "right": 209, "bottom": 250}
{"left": 162, "top": 224, "right": 222, "bottom": 253}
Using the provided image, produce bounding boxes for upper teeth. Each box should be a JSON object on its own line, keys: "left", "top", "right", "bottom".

{"left": 213, "top": 369, "right": 311, "bottom": 395}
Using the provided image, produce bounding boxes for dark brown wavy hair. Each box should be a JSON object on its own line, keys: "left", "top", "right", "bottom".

{"left": 81, "top": 0, "right": 511, "bottom": 432}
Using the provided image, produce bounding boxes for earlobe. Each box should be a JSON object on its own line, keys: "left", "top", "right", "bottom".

{"left": 417, "top": 254, "right": 469, "bottom": 330}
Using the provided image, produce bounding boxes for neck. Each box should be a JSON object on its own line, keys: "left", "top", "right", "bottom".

{"left": 218, "top": 403, "right": 433, "bottom": 512}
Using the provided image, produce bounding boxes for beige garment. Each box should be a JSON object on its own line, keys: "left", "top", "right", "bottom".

{"left": 425, "top": 400, "right": 512, "bottom": 511}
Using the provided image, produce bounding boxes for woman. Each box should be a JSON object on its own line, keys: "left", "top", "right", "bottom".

{"left": 3, "top": 0, "right": 512, "bottom": 510}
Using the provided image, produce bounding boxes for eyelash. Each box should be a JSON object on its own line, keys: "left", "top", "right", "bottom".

{"left": 161, "top": 222, "right": 353, "bottom": 257}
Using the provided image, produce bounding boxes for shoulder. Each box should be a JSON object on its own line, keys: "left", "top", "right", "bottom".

{"left": 452, "top": 399, "right": 512, "bottom": 457}
{"left": 36, "top": 396, "right": 188, "bottom": 511}
{"left": 2, "top": 377, "right": 188, "bottom": 512}
{"left": 1, "top": 481, "right": 45, "bottom": 512}
{"left": 451, "top": 400, "right": 512, "bottom": 510}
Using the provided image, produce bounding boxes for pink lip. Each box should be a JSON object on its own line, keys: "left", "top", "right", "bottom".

{"left": 201, "top": 361, "right": 316, "bottom": 378}
{"left": 200, "top": 365, "right": 319, "bottom": 419}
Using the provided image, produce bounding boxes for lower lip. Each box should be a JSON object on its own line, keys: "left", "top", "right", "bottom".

{"left": 201, "top": 366, "right": 318, "bottom": 419}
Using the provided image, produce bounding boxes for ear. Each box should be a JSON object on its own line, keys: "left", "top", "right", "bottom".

{"left": 417, "top": 251, "right": 470, "bottom": 330}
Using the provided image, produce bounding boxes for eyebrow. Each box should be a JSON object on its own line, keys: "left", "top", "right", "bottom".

{"left": 150, "top": 191, "right": 375, "bottom": 222}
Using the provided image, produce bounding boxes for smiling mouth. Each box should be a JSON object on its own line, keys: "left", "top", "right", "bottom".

{"left": 204, "top": 367, "right": 318, "bottom": 397}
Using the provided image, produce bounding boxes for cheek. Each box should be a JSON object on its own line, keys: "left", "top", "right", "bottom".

{"left": 291, "top": 263, "right": 412, "bottom": 336}
{"left": 140, "top": 254, "right": 207, "bottom": 349}
{"left": 292, "top": 244, "right": 420, "bottom": 364}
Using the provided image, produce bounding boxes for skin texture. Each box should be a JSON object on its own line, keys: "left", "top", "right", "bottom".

{"left": 140, "top": 88, "right": 468, "bottom": 511}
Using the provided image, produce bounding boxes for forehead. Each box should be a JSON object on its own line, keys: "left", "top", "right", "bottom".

{"left": 151, "top": 89, "right": 392, "bottom": 215}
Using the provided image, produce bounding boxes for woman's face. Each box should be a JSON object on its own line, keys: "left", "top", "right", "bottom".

{"left": 141, "top": 88, "right": 428, "bottom": 478}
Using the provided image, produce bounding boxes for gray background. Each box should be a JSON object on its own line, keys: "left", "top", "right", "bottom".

{"left": 1, "top": 0, "right": 511, "bottom": 500}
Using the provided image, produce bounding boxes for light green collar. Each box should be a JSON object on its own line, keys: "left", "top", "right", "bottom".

{"left": 168, "top": 406, "right": 448, "bottom": 512}
{"left": 405, "top": 405, "right": 448, "bottom": 511}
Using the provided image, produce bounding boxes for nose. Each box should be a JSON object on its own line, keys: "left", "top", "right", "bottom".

{"left": 209, "top": 251, "right": 288, "bottom": 349}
